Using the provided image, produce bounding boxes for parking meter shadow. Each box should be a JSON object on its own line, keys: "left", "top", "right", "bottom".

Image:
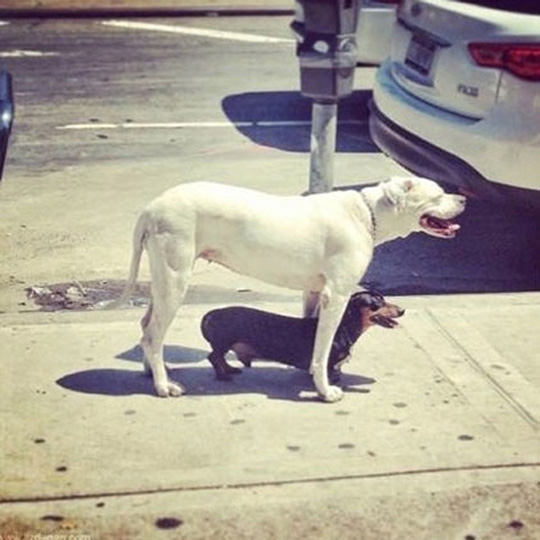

{"left": 221, "top": 90, "right": 377, "bottom": 154}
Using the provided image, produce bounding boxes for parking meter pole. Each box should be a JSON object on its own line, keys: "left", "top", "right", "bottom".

{"left": 309, "top": 100, "right": 337, "bottom": 194}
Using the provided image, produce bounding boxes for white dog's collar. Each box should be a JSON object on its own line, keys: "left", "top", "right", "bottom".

{"left": 360, "top": 191, "right": 376, "bottom": 241}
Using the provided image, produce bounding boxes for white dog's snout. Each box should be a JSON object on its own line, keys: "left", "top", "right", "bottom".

{"left": 448, "top": 194, "right": 466, "bottom": 213}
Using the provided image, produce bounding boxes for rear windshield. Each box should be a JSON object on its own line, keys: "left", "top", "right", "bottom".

{"left": 455, "top": 0, "right": 540, "bottom": 14}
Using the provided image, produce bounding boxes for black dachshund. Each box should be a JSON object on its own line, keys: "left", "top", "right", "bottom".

{"left": 201, "top": 291, "right": 405, "bottom": 383}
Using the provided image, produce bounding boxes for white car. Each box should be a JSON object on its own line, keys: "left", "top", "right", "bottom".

{"left": 369, "top": 0, "right": 540, "bottom": 208}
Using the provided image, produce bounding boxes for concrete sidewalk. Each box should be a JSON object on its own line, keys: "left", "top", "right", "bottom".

{"left": 0, "top": 154, "right": 539, "bottom": 540}
{"left": 1, "top": 290, "right": 539, "bottom": 539}
{"left": 1, "top": 14, "right": 539, "bottom": 537}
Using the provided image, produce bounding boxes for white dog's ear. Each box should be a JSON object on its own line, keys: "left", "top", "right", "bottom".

{"left": 382, "top": 178, "right": 415, "bottom": 210}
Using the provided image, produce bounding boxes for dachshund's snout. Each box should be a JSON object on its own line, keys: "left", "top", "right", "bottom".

{"left": 365, "top": 298, "right": 405, "bottom": 329}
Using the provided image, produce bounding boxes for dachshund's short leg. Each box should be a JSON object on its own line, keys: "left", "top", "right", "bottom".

{"left": 231, "top": 342, "right": 258, "bottom": 368}
{"left": 329, "top": 366, "right": 342, "bottom": 384}
{"left": 208, "top": 350, "right": 242, "bottom": 381}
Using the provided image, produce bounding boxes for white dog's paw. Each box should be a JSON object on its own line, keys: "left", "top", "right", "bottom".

{"left": 320, "top": 385, "right": 344, "bottom": 403}
{"left": 155, "top": 381, "right": 185, "bottom": 398}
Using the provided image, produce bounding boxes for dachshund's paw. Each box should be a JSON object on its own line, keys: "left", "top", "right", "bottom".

{"left": 226, "top": 366, "right": 243, "bottom": 374}
{"left": 216, "top": 366, "right": 243, "bottom": 381}
{"left": 238, "top": 358, "right": 252, "bottom": 368}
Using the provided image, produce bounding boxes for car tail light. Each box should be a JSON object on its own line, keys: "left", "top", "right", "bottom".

{"left": 469, "top": 43, "right": 540, "bottom": 81}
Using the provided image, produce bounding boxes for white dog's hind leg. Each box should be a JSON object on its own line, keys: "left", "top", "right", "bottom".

{"left": 140, "top": 302, "right": 173, "bottom": 374}
{"left": 141, "top": 235, "right": 192, "bottom": 397}
{"left": 310, "top": 290, "right": 349, "bottom": 403}
{"left": 140, "top": 302, "right": 153, "bottom": 375}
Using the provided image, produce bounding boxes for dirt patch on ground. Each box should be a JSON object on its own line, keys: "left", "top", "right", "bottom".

{"left": 25, "top": 280, "right": 150, "bottom": 311}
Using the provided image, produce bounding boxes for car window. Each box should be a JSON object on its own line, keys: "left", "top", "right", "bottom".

{"left": 454, "top": 0, "right": 540, "bottom": 15}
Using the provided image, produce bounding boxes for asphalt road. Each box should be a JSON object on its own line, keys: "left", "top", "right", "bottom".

{"left": 1, "top": 15, "right": 539, "bottom": 300}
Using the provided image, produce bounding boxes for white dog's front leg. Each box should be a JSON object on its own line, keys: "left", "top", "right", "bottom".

{"left": 310, "top": 292, "right": 349, "bottom": 403}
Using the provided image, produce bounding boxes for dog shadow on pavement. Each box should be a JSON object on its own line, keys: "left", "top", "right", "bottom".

{"left": 56, "top": 345, "right": 375, "bottom": 402}
{"left": 116, "top": 344, "right": 208, "bottom": 364}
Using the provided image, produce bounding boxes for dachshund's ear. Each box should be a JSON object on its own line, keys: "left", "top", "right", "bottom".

{"left": 349, "top": 291, "right": 369, "bottom": 307}
{"left": 371, "top": 294, "right": 385, "bottom": 310}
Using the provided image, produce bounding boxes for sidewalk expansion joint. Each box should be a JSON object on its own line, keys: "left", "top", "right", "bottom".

{"left": 2, "top": 461, "right": 539, "bottom": 505}
{"left": 426, "top": 308, "right": 539, "bottom": 430}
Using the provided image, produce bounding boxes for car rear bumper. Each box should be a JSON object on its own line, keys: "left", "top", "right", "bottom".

{"left": 372, "top": 60, "right": 539, "bottom": 193}
{"left": 368, "top": 99, "right": 540, "bottom": 210}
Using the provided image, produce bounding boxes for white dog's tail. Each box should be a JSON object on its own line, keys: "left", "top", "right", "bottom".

{"left": 107, "top": 213, "right": 147, "bottom": 309}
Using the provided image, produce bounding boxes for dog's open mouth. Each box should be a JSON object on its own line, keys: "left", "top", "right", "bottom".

{"left": 420, "top": 214, "right": 460, "bottom": 238}
{"left": 370, "top": 314, "right": 400, "bottom": 329}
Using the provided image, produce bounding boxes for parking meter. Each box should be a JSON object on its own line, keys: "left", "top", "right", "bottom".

{"left": 293, "top": 0, "right": 359, "bottom": 102}
{"left": 0, "top": 70, "right": 14, "bottom": 181}
{"left": 292, "top": 1, "right": 360, "bottom": 195}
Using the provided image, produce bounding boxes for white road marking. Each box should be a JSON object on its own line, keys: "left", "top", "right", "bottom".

{"left": 102, "top": 20, "right": 294, "bottom": 44}
{"left": 58, "top": 122, "right": 249, "bottom": 130}
{"left": 0, "top": 50, "right": 60, "bottom": 58}
{"left": 57, "top": 120, "right": 366, "bottom": 130}
{"left": 0, "top": 21, "right": 9, "bottom": 26}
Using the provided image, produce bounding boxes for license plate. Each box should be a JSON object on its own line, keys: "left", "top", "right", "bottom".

{"left": 405, "top": 33, "right": 437, "bottom": 75}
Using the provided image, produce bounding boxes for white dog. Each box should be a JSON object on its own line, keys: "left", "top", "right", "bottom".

{"left": 115, "top": 177, "right": 465, "bottom": 402}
